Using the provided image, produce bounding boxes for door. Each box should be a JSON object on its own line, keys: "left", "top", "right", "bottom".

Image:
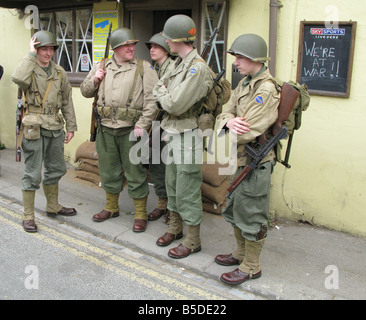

{"left": 128, "top": 9, "right": 192, "bottom": 62}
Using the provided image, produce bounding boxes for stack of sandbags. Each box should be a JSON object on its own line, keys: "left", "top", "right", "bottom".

{"left": 201, "top": 162, "right": 229, "bottom": 215}
{"left": 74, "top": 141, "right": 101, "bottom": 186}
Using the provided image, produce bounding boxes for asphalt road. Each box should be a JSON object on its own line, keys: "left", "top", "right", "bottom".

{"left": 0, "top": 195, "right": 255, "bottom": 303}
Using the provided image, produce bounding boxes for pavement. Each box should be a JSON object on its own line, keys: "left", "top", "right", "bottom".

{"left": 0, "top": 147, "right": 365, "bottom": 300}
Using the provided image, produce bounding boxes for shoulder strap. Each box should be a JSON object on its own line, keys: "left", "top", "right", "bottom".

{"left": 30, "top": 72, "right": 53, "bottom": 109}
{"left": 126, "top": 59, "right": 143, "bottom": 109}
{"left": 42, "top": 78, "right": 53, "bottom": 107}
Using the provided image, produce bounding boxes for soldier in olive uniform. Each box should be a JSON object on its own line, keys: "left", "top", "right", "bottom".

{"left": 12, "top": 31, "right": 78, "bottom": 233}
{"left": 153, "top": 15, "right": 214, "bottom": 259}
{"left": 215, "top": 34, "right": 280, "bottom": 284}
{"left": 80, "top": 28, "right": 158, "bottom": 233}
{"left": 145, "top": 33, "right": 176, "bottom": 222}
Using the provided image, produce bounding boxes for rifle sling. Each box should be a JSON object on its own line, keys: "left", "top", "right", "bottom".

{"left": 126, "top": 59, "right": 143, "bottom": 109}
{"left": 31, "top": 73, "right": 53, "bottom": 108}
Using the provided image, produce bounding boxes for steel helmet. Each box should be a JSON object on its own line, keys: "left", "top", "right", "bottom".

{"left": 110, "top": 28, "right": 139, "bottom": 49}
{"left": 227, "top": 34, "right": 270, "bottom": 63}
{"left": 33, "top": 30, "right": 59, "bottom": 50}
{"left": 162, "top": 14, "right": 196, "bottom": 43}
{"left": 145, "top": 33, "right": 172, "bottom": 54}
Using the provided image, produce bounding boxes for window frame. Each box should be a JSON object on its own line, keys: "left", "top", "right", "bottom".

{"left": 39, "top": 6, "right": 93, "bottom": 86}
{"left": 200, "top": 0, "right": 228, "bottom": 74}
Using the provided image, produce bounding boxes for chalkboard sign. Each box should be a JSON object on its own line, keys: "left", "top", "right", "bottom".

{"left": 297, "top": 21, "right": 357, "bottom": 97}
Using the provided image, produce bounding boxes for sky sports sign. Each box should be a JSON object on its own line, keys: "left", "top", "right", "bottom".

{"left": 310, "top": 28, "right": 345, "bottom": 36}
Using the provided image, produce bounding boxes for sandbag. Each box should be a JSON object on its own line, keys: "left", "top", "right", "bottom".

{"left": 201, "top": 162, "right": 229, "bottom": 187}
{"left": 75, "top": 171, "right": 101, "bottom": 186}
{"left": 75, "top": 140, "right": 98, "bottom": 162}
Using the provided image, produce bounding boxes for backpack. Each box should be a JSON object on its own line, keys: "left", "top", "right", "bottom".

{"left": 270, "top": 78, "right": 310, "bottom": 168}
{"left": 190, "top": 58, "right": 231, "bottom": 131}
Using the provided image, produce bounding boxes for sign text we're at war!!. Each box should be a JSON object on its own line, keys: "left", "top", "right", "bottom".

{"left": 92, "top": 11, "right": 118, "bottom": 63}
{"left": 297, "top": 21, "right": 357, "bottom": 97}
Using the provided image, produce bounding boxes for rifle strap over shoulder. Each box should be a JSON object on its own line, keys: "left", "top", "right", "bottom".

{"left": 30, "top": 73, "right": 53, "bottom": 108}
{"left": 29, "top": 71, "right": 61, "bottom": 114}
{"left": 42, "top": 77, "right": 53, "bottom": 107}
{"left": 24, "top": 89, "right": 30, "bottom": 115}
{"left": 126, "top": 59, "right": 144, "bottom": 109}
{"left": 185, "top": 58, "right": 214, "bottom": 115}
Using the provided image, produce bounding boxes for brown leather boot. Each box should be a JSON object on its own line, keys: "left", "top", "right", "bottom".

{"left": 220, "top": 268, "right": 261, "bottom": 285}
{"left": 56, "top": 207, "right": 77, "bottom": 216}
{"left": 148, "top": 198, "right": 168, "bottom": 221}
{"left": 156, "top": 231, "right": 183, "bottom": 246}
{"left": 133, "top": 197, "right": 148, "bottom": 232}
{"left": 92, "top": 209, "right": 119, "bottom": 222}
{"left": 220, "top": 239, "right": 265, "bottom": 285}
{"left": 148, "top": 208, "right": 167, "bottom": 221}
{"left": 168, "top": 243, "right": 201, "bottom": 259}
{"left": 93, "top": 192, "right": 120, "bottom": 222}
{"left": 215, "top": 227, "right": 245, "bottom": 266}
{"left": 23, "top": 219, "right": 38, "bottom": 233}
{"left": 132, "top": 219, "right": 147, "bottom": 232}
{"left": 168, "top": 224, "right": 201, "bottom": 259}
{"left": 215, "top": 253, "right": 240, "bottom": 266}
{"left": 156, "top": 211, "right": 183, "bottom": 245}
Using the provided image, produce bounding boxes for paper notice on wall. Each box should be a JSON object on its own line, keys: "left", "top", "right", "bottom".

{"left": 80, "top": 54, "right": 90, "bottom": 71}
{"left": 92, "top": 11, "right": 118, "bottom": 63}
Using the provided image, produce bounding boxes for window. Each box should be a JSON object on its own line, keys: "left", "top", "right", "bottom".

{"left": 40, "top": 8, "right": 93, "bottom": 85}
{"left": 201, "top": 1, "right": 228, "bottom": 74}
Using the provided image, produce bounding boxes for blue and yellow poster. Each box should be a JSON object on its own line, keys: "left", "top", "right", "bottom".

{"left": 92, "top": 11, "right": 118, "bottom": 63}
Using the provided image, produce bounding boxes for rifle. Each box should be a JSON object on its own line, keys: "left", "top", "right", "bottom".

{"left": 226, "top": 82, "right": 300, "bottom": 197}
{"left": 205, "top": 68, "right": 225, "bottom": 154}
{"left": 275, "top": 82, "right": 300, "bottom": 168}
{"left": 201, "top": 27, "right": 219, "bottom": 61}
{"left": 90, "top": 22, "right": 112, "bottom": 142}
{"left": 16, "top": 88, "right": 24, "bottom": 162}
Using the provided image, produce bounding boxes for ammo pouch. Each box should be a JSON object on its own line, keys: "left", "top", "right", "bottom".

{"left": 97, "top": 106, "right": 142, "bottom": 124}
{"left": 22, "top": 114, "right": 43, "bottom": 140}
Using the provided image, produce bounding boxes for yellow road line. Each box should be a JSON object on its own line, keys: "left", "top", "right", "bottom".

{"left": 0, "top": 204, "right": 225, "bottom": 300}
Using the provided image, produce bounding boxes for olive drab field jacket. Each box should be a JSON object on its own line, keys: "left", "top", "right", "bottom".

{"left": 153, "top": 48, "right": 214, "bottom": 133}
{"left": 154, "top": 56, "right": 176, "bottom": 79}
{"left": 80, "top": 57, "right": 159, "bottom": 132}
{"left": 216, "top": 68, "right": 280, "bottom": 167}
{"left": 12, "top": 53, "right": 77, "bottom": 132}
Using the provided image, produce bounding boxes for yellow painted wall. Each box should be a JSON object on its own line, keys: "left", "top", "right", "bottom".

{"left": 0, "top": 9, "right": 30, "bottom": 149}
{"left": 228, "top": 0, "right": 366, "bottom": 237}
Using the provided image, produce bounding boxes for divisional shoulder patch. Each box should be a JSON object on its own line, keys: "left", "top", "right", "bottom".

{"left": 255, "top": 96, "right": 263, "bottom": 104}
{"left": 190, "top": 68, "right": 197, "bottom": 74}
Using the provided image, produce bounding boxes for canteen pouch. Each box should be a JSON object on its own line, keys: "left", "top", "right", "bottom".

{"left": 22, "top": 114, "right": 42, "bottom": 140}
